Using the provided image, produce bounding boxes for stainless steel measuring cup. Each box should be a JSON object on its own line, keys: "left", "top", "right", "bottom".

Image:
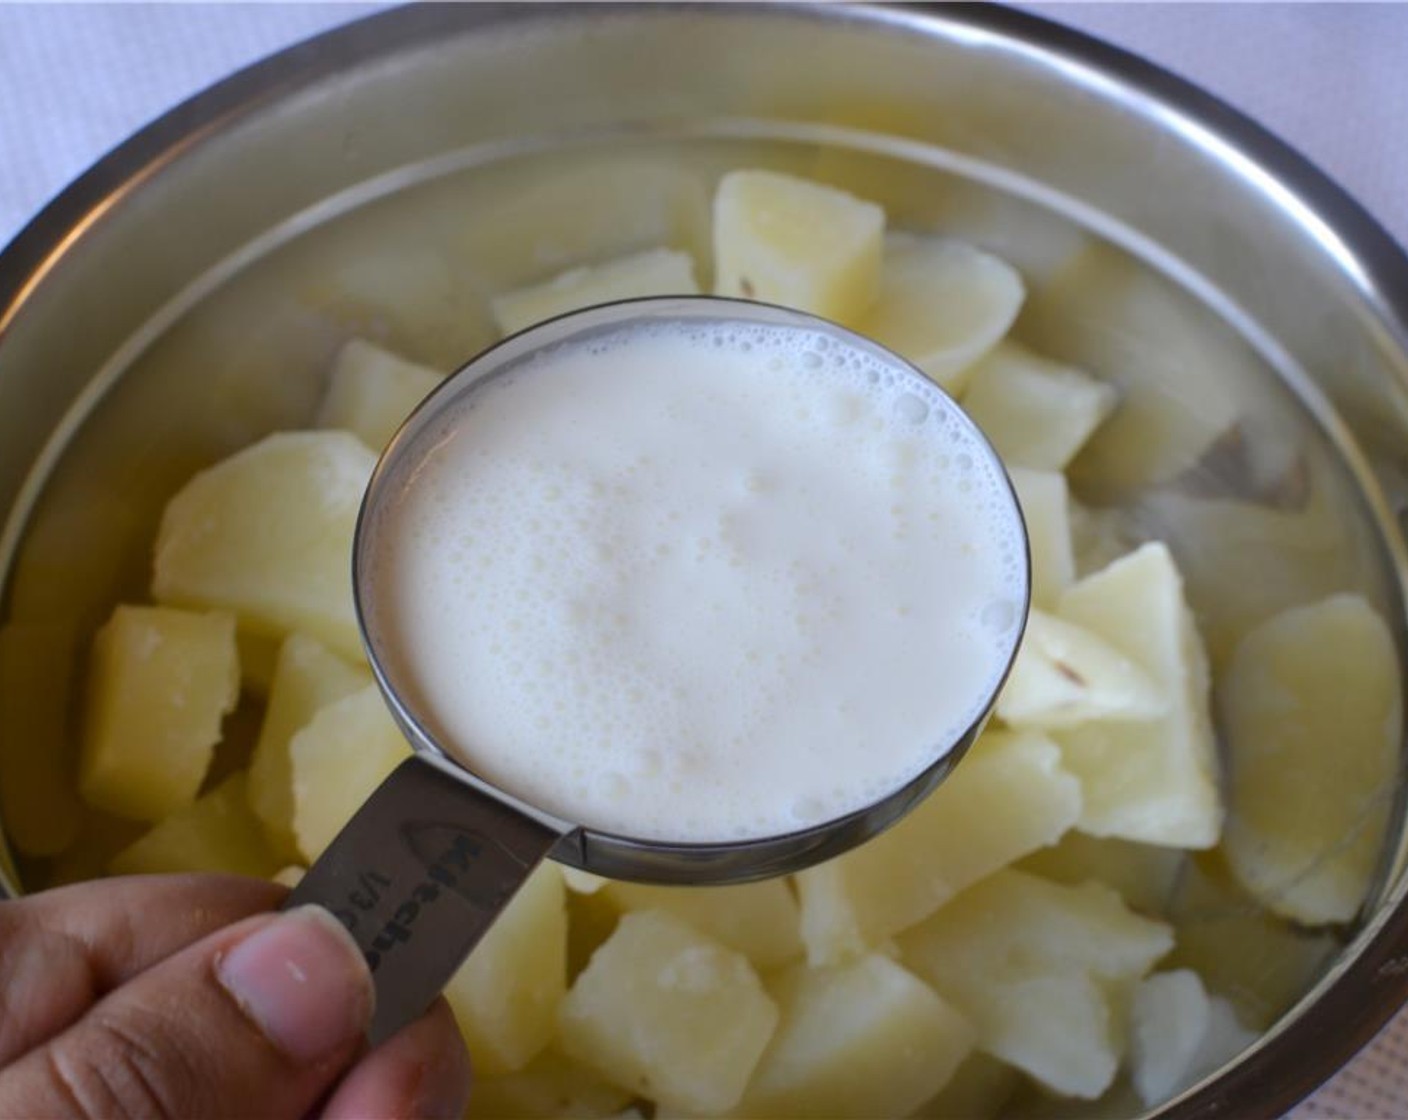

{"left": 286, "top": 296, "right": 1031, "bottom": 1042}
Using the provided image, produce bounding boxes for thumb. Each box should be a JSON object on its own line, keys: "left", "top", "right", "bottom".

{"left": 0, "top": 905, "right": 373, "bottom": 1120}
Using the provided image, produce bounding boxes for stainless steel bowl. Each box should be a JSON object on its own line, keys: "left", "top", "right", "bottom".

{"left": 3, "top": 5, "right": 1407, "bottom": 1116}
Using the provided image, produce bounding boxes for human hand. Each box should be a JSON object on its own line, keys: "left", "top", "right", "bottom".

{"left": 0, "top": 873, "right": 471, "bottom": 1119}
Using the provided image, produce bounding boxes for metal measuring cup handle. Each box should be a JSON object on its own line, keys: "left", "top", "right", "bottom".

{"left": 285, "top": 754, "right": 566, "bottom": 1044}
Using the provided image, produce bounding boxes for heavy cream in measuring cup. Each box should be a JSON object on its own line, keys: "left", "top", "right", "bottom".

{"left": 364, "top": 320, "right": 1027, "bottom": 842}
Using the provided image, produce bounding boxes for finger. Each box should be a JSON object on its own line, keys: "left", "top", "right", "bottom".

{"left": 320, "top": 999, "right": 471, "bottom": 1120}
{"left": 0, "top": 874, "right": 284, "bottom": 1065}
{"left": 0, "top": 905, "right": 372, "bottom": 1120}
{"left": 18, "top": 874, "right": 286, "bottom": 986}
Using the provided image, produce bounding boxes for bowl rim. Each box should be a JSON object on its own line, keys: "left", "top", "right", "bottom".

{"left": 3, "top": 5, "right": 1408, "bottom": 1118}
{"left": 2, "top": 3, "right": 1406, "bottom": 341}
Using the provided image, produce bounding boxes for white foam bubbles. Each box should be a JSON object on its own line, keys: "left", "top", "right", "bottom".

{"left": 367, "top": 316, "right": 1028, "bottom": 843}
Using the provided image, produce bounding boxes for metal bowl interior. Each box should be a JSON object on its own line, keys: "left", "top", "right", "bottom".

{"left": 2, "top": 5, "right": 1408, "bottom": 1118}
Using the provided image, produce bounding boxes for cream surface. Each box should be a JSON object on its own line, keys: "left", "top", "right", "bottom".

{"left": 366, "top": 320, "right": 1027, "bottom": 842}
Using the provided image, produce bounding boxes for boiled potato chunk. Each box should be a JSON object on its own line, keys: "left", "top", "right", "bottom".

{"left": 287, "top": 683, "right": 412, "bottom": 861}
{"left": 740, "top": 954, "right": 974, "bottom": 1119}
{"left": 1054, "top": 543, "right": 1222, "bottom": 848}
{"left": 1196, "top": 996, "right": 1260, "bottom": 1090}
{"left": 559, "top": 909, "right": 778, "bottom": 1115}
{"left": 0, "top": 622, "right": 82, "bottom": 855}
{"left": 109, "top": 773, "right": 279, "bottom": 878}
{"left": 1131, "top": 482, "right": 1359, "bottom": 672}
{"left": 79, "top": 605, "right": 238, "bottom": 822}
{"left": 246, "top": 634, "right": 370, "bottom": 858}
{"left": 1165, "top": 856, "right": 1336, "bottom": 1030}
{"left": 978, "top": 972, "right": 1120, "bottom": 1101}
{"left": 466, "top": 1046, "right": 633, "bottom": 1119}
{"left": 1129, "top": 969, "right": 1257, "bottom": 1107}
{"left": 1017, "top": 243, "right": 1242, "bottom": 499}
{"left": 859, "top": 234, "right": 1024, "bottom": 394}
{"left": 997, "top": 610, "right": 1167, "bottom": 730}
{"left": 1019, "top": 832, "right": 1184, "bottom": 917}
{"left": 713, "top": 170, "right": 883, "bottom": 326}
{"left": 900, "top": 870, "right": 1172, "bottom": 1098}
{"left": 491, "top": 248, "right": 699, "bottom": 336}
{"left": 152, "top": 431, "right": 376, "bottom": 660}
{"left": 797, "top": 730, "right": 1081, "bottom": 966}
{"left": 315, "top": 338, "right": 444, "bottom": 451}
{"left": 1129, "top": 969, "right": 1208, "bottom": 1107}
{"left": 961, "top": 343, "right": 1117, "bottom": 471}
{"left": 900, "top": 869, "right": 1174, "bottom": 991}
{"left": 601, "top": 877, "right": 802, "bottom": 969}
{"left": 1009, "top": 467, "right": 1075, "bottom": 609}
{"left": 1126, "top": 969, "right": 1261, "bottom": 1110}
{"left": 1221, "top": 594, "right": 1398, "bottom": 925}
{"left": 446, "top": 862, "right": 567, "bottom": 1075}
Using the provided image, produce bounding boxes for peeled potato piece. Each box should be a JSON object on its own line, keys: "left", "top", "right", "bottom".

{"left": 446, "top": 862, "right": 567, "bottom": 1076}
{"left": 246, "top": 633, "right": 370, "bottom": 858}
{"left": 859, "top": 234, "right": 1024, "bottom": 395}
{"left": 1166, "top": 855, "right": 1337, "bottom": 1031}
{"left": 109, "top": 773, "right": 279, "bottom": 878}
{"left": 900, "top": 869, "right": 1174, "bottom": 991}
{"left": 740, "top": 954, "right": 974, "bottom": 1119}
{"left": 997, "top": 609, "right": 1168, "bottom": 730}
{"left": 1221, "top": 594, "right": 1400, "bottom": 925}
{"left": 491, "top": 247, "right": 699, "bottom": 336}
{"left": 287, "top": 683, "right": 412, "bottom": 861}
{"left": 1054, "top": 542, "right": 1223, "bottom": 848}
{"left": 961, "top": 342, "right": 1117, "bottom": 471}
{"left": 79, "top": 605, "right": 238, "bottom": 822}
{"left": 1129, "top": 969, "right": 1257, "bottom": 1108}
{"left": 1009, "top": 467, "right": 1076, "bottom": 609}
{"left": 796, "top": 730, "right": 1081, "bottom": 966}
{"left": 315, "top": 338, "right": 444, "bottom": 452}
{"left": 1130, "top": 969, "right": 1209, "bottom": 1107}
{"left": 713, "top": 169, "right": 883, "bottom": 326}
{"left": 1018, "top": 242, "right": 1244, "bottom": 499}
{"left": 1194, "top": 996, "right": 1260, "bottom": 1094}
{"left": 900, "top": 870, "right": 1172, "bottom": 1099}
{"left": 1019, "top": 831, "right": 1185, "bottom": 917}
{"left": 601, "top": 877, "right": 802, "bottom": 970}
{"left": 558, "top": 909, "right": 778, "bottom": 1116}
{"left": 1128, "top": 479, "right": 1358, "bottom": 672}
{"left": 152, "top": 431, "right": 376, "bottom": 661}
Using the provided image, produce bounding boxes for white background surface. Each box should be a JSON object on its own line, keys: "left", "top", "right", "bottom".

{"left": 2, "top": 4, "right": 1407, "bottom": 1117}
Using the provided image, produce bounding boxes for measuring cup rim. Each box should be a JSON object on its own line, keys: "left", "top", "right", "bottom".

{"left": 348, "top": 295, "right": 1033, "bottom": 881}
